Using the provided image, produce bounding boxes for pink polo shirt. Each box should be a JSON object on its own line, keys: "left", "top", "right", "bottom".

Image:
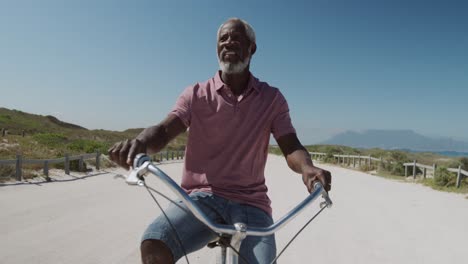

{"left": 171, "top": 71, "right": 296, "bottom": 215}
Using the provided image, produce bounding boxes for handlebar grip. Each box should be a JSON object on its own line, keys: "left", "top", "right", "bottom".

{"left": 134, "top": 153, "right": 151, "bottom": 168}
{"left": 313, "top": 181, "right": 323, "bottom": 191}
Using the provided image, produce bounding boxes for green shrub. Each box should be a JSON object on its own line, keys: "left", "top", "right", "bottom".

{"left": 359, "top": 164, "right": 375, "bottom": 172}
{"left": 388, "top": 151, "right": 409, "bottom": 163}
{"left": 379, "top": 151, "right": 409, "bottom": 176}
{"left": 0, "top": 165, "right": 15, "bottom": 179}
{"left": 53, "top": 160, "right": 88, "bottom": 172}
{"left": 324, "top": 152, "right": 337, "bottom": 163}
{"left": 381, "top": 161, "right": 406, "bottom": 176}
{"left": 91, "top": 155, "right": 117, "bottom": 169}
{"left": 67, "top": 139, "right": 109, "bottom": 154}
{"left": 33, "top": 133, "right": 68, "bottom": 147}
{"left": 71, "top": 160, "right": 87, "bottom": 172}
{"left": 392, "top": 162, "right": 406, "bottom": 176}
{"left": 459, "top": 157, "right": 468, "bottom": 171}
{"left": 0, "top": 114, "right": 12, "bottom": 123}
{"left": 434, "top": 167, "right": 457, "bottom": 187}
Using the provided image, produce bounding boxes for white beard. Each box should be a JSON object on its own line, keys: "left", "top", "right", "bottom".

{"left": 218, "top": 56, "right": 250, "bottom": 74}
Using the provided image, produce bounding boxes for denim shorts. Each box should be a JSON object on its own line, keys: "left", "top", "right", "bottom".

{"left": 141, "top": 192, "right": 276, "bottom": 264}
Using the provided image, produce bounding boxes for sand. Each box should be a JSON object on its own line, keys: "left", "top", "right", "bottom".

{"left": 1, "top": 155, "right": 467, "bottom": 263}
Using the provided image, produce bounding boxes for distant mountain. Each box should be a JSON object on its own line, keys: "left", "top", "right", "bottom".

{"left": 321, "top": 129, "right": 468, "bottom": 152}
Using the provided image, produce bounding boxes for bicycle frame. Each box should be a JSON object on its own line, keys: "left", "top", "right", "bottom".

{"left": 126, "top": 154, "right": 333, "bottom": 264}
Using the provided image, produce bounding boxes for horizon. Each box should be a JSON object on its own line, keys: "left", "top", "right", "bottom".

{"left": 1, "top": 1, "right": 467, "bottom": 144}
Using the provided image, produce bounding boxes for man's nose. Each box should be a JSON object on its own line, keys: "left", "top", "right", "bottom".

{"left": 224, "top": 36, "right": 239, "bottom": 46}
{"left": 224, "top": 40, "right": 235, "bottom": 49}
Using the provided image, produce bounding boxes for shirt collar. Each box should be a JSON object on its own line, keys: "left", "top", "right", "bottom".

{"left": 214, "top": 71, "right": 260, "bottom": 93}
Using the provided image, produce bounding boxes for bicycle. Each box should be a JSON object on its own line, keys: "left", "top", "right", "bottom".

{"left": 125, "top": 153, "right": 333, "bottom": 264}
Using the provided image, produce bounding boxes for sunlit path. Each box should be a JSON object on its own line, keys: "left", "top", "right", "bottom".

{"left": 1, "top": 155, "right": 466, "bottom": 263}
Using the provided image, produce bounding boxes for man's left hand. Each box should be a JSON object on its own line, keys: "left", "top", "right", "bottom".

{"left": 302, "top": 166, "right": 332, "bottom": 193}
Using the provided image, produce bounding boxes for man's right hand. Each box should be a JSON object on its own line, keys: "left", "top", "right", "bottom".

{"left": 108, "top": 115, "right": 187, "bottom": 170}
{"left": 108, "top": 139, "right": 147, "bottom": 170}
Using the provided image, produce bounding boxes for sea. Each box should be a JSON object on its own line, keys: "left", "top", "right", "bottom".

{"left": 433, "top": 151, "right": 468, "bottom": 157}
{"left": 400, "top": 149, "right": 468, "bottom": 157}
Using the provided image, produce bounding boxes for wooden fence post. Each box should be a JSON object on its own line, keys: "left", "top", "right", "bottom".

{"left": 413, "top": 160, "right": 416, "bottom": 179}
{"left": 368, "top": 156, "right": 371, "bottom": 167}
{"left": 433, "top": 164, "right": 437, "bottom": 178}
{"left": 15, "top": 154, "right": 22, "bottom": 181}
{"left": 353, "top": 156, "right": 356, "bottom": 167}
{"left": 96, "top": 151, "right": 101, "bottom": 170}
{"left": 456, "top": 165, "right": 462, "bottom": 188}
{"left": 405, "top": 165, "right": 408, "bottom": 177}
{"left": 423, "top": 168, "right": 427, "bottom": 179}
{"left": 43, "top": 160, "right": 50, "bottom": 181}
{"left": 79, "top": 156, "right": 84, "bottom": 171}
{"left": 166, "top": 151, "right": 169, "bottom": 161}
{"left": 65, "top": 154, "right": 70, "bottom": 175}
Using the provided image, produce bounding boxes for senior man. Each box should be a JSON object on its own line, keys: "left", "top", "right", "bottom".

{"left": 109, "top": 18, "right": 332, "bottom": 264}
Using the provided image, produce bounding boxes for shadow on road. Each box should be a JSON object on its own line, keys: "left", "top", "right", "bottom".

{"left": 0, "top": 171, "right": 111, "bottom": 187}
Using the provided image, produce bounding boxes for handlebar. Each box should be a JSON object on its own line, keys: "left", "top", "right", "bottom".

{"left": 126, "top": 154, "right": 332, "bottom": 237}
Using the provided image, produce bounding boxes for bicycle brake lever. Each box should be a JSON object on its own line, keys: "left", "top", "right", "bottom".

{"left": 320, "top": 196, "right": 332, "bottom": 208}
{"left": 126, "top": 161, "right": 151, "bottom": 186}
{"left": 126, "top": 166, "right": 145, "bottom": 186}
{"left": 313, "top": 182, "right": 333, "bottom": 209}
{"left": 126, "top": 154, "right": 152, "bottom": 186}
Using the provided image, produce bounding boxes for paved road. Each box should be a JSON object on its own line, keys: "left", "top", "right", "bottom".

{"left": 1, "top": 155, "right": 467, "bottom": 263}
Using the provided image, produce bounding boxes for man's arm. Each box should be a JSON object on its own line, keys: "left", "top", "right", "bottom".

{"left": 277, "top": 133, "right": 332, "bottom": 192}
{"left": 108, "top": 114, "right": 187, "bottom": 169}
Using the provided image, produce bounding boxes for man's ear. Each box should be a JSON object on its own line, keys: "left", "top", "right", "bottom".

{"left": 250, "top": 43, "right": 257, "bottom": 56}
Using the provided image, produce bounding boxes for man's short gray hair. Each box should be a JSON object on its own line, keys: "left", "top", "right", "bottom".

{"left": 217, "top": 18, "right": 256, "bottom": 44}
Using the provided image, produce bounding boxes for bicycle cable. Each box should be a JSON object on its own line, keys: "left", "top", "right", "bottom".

{"left": 142, "top": 180, "right": 191, "bottom": 264}
{"left": 145, "top": 185, "right": 191, "bottom": 214}
{"left": 269, "top": 205, "right": 327, "bottom": 264}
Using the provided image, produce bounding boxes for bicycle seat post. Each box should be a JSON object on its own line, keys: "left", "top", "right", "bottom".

{"left": 226, "top": 222, "right": 247, "bottom": 264}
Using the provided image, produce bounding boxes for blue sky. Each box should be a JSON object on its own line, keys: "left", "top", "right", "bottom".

{"left": 1, "top": 0, "right": 467, "bottom": 144}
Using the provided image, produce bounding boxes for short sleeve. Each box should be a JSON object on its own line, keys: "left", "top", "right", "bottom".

{"left": 170, "top": 86, "right": 193, "bottom": 127}
{"left": 271, "top": 91, "right": 296, "bottom": 140}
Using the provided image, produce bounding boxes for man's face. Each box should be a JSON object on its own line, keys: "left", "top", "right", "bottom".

{"left": 217, "top": 20, "right": 253, "bottom": 74}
